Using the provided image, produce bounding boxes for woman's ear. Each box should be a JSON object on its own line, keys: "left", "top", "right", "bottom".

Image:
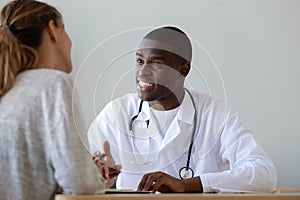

{"left": 46, "top": 20, "right": 58, "bottom": 42}
{"left": 180, "top": 63, "right": 190, "bottom": 77}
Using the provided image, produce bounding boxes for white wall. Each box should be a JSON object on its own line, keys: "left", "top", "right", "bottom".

{"left": 2, "top": 0, "right": 299, "bottom": 188}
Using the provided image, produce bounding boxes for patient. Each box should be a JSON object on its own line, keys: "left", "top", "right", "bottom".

{"left": 0, "top": 0, "right": 105, "bottom": 199}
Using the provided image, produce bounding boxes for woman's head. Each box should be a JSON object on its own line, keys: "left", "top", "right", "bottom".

{"left": 0, "top": 0, "right": 70, "bottom": 97}
{"left": 1, "top": 0, "right": 62, "bottom": 48}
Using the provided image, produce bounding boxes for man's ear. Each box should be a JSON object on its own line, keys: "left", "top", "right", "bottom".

{"left": 180, "top": 63, "right": 190, "bottom": 77}
{"left": 46, "top": 20, "right": 58, "bottom": 42}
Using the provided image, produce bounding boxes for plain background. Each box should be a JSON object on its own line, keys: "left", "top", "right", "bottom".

{"left": 1, "top": 0, "right": 299, "bottom": 188}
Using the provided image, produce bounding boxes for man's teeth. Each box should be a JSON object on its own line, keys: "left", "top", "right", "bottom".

{"left": 139, "top": 81, "right": 153, "bottom": 87}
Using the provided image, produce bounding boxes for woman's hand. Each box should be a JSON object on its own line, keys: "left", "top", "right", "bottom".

{"left": 93, "top": 141, "right": 122, "bottom": 188}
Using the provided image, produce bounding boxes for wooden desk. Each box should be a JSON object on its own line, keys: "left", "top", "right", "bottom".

{"left": 55, "top": 189, "right": 300, "bottom": 200}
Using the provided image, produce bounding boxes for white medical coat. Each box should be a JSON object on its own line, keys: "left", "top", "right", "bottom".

{"left": 88, "top": 90, "right": 277, "bottom": 192}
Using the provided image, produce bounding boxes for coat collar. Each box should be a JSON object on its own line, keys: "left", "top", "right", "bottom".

{"left": 135, "top": 90, "right": 196, "bottom": 149}
{"left": 136, "top": 89, "right": 196, "bottom": 125}
{"left": 178, "top": 89, "right": 196, "bottom": 125}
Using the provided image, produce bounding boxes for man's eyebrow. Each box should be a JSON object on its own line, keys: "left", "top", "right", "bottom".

{"left": 136, "top": 52, "right": 165, "bottom": 60}
{"left": 150, "top": 55, "right": 165, "bottom": 60}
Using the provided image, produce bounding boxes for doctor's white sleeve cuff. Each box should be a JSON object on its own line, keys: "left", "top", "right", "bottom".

{"left": 200, "top": 174, "right": 218, "bottom": 193}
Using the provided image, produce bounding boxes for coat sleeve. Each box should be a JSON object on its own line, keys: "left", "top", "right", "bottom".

{"left": 200, "top": 106, "right": 277, "bottom": 193}
{"left": 86, "top": 100, "right": 123, "bottom": 163}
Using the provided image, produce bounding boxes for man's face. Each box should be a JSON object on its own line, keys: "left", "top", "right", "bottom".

{"left": 135, "top": 48, "right": 184, "bottom": 102}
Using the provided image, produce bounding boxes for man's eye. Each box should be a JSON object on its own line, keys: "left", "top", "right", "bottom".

{"left": 136, "top": 59, "right": 144, "bottom": 64}
{"left": 151, "top": 62, "right": 163, "bottom": 68}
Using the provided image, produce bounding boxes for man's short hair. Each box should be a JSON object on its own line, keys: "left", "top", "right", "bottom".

{"left": 141, "top": 26, "right": 192, "bottom": 64}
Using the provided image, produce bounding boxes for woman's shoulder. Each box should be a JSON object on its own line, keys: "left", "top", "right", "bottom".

{"left": 17, "top": 69, "right": 73, "bottom": 91}
{"left": 0, "top": 69, "right": 73, "bottom": 125}
{"left": 19, "top": 68, "right": 72, "bottom": 83}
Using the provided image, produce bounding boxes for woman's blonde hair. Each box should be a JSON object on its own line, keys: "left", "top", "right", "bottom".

{"left": 0, "top": 0, "right": 61, "bottom": 97}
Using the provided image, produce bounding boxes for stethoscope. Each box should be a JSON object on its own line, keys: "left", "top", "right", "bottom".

{"left": 129, "top": 89, "right": 197, "bottom": 179}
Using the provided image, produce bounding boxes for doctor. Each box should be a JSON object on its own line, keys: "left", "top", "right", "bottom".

{"left": 88, "top": 26, "right": 277, "bottom": 193}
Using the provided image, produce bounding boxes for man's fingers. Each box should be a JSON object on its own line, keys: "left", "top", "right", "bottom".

{"left": 137, "top": 173, "right": 150, "bottom": 191}
{"left": 152, "top": 177, "right": 165, "bottom": 193}
{"left": 138, "top": 172, "right": 165, "bottom": 192}
{"left": 138, "top": 172, "right": 184, "bottom": 193}
{"left": 143, "top": 175, "right": 155, "bottom": 191}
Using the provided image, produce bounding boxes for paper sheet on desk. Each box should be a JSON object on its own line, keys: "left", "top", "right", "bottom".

{"left": 105, "top": 189, "right": 152, "bottom": 194}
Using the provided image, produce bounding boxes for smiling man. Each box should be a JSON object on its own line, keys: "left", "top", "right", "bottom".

{"left": 87, "top": 26, "right": 277, "bottom": 193}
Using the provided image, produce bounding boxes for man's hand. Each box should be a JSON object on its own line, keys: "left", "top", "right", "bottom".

{"left": 93, "top": 140, "right": 121, "bottom": 188}
{"left": 137, "top": 171, "right": 203, "bottom": 193}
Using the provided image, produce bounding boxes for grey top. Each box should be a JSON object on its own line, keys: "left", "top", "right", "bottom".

{"left": 0, "top": 69, "right": 104, "bottom": 200}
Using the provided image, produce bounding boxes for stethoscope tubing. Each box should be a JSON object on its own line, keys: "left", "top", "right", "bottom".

{"left": 184, "top": 89, "right": 197, "bottom": 171}
{"left": 130, "top": 88, "right": 197, "bottom": 178}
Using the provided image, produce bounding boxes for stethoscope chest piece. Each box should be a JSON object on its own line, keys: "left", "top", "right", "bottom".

{"left": 179, "top": 166, "right": 194, "bottom": 179}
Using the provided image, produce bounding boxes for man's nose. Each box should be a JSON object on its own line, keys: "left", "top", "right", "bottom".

{"left": 138, "top": 63, "right": 152, "bottom": 76}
